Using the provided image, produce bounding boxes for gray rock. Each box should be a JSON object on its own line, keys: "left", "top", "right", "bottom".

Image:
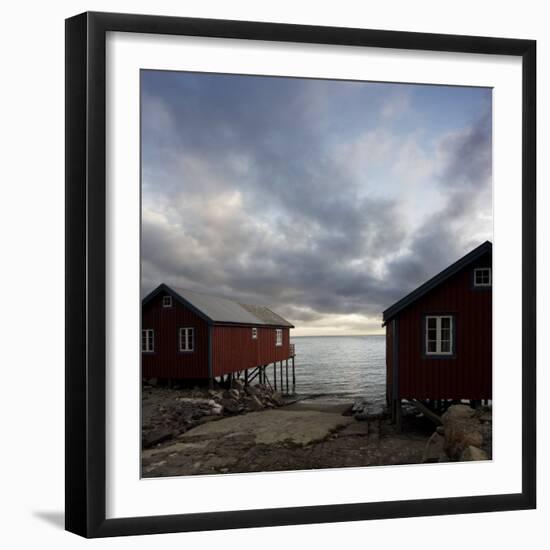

{"left": 142, "top": 428, "right": 173, "bottom": 449}
{"left": 245, "top": 385, "right": 260, "bottom": 396}
{"left": 231, "top": 379, "right": 245, "bottom": 391}
{"left": 228, "top": 388, "right": 240, "bottom": 400}
{"left": 351, "top": 398, "right": 368, "bottom": 413}
{"left": 220, "top": 398, "right": 240, "bottom": 415}
{"left": 422, "top": 432, "right": 445, "bottom": 463}
{"left": 270, "top": 392, "right": 284, "bottom": 406}
{"left": 210, "top": 404, "right": 223, "bottom": 416}
{"left": 441, "top": 404, "right": 484, "bottom": 460}
{"left": 461, "top": 445, "right": 489, "bottom": 461}
{"left": 244, "top": 395, "right": 264, "bottom": 411}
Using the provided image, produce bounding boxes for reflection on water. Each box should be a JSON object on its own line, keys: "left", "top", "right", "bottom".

{"left": 291, "top": 335, "right": 386, "bottom": 414}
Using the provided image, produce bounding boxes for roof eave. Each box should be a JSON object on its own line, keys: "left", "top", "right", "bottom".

{"left": 382, "top": 241, "right": 492, "bottom": 323}
{"left": 142, "top": 284, "right": 215, "bottom": 325}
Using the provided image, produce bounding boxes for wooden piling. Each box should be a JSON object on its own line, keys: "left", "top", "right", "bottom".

{"left": 395, "top": 399, "right": 402, "bottom": 432}
{"left": 285, "top": 359, "right": 289, "bottom": 394}
{"left": 273, "top": 362, "right": 277, "bottom": 390}
{"left": 292, "top": 356, "right": 295, "bottom": 393}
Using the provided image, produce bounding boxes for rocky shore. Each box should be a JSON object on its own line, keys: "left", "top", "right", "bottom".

{"left": 423, "top": 403, "right": 492, "bottom": 463}
{"left": 142, "top": 384, "right": 492, "bottom": 477}
{"left": 142, "top": 379, "right": 290, "bottom": 449}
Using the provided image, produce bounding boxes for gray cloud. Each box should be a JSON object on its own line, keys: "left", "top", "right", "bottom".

{"left": 141, "top": 72, "right": 492, "bottom": 332}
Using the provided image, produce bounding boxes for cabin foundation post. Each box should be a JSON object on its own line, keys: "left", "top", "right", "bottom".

{"left": 292, "top": 356, "right": 295, "bottom": 394}
{"left": 285, "top": 359, "right": 289, "bottom": 395}
{"left": 279, "top": 361, "right": 283, "bottom": 392}
{"left": 273, "top": 362, "right": 277, "bottom": 390}
{"left": 395, "top": 399, "right": 403, "bottom": 432}
{"left": 244, "top": 369, "right": 249, "bottom": 387}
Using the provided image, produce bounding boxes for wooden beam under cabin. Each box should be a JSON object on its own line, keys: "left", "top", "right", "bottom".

{"left": 410, "top": 399, "right": 443, "bottom": 426}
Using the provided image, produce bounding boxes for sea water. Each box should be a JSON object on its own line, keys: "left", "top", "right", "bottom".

{"left": 290, "top": 335, "right": 386, "bottom": 414}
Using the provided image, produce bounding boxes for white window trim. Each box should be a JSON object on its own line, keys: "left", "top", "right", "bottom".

{"left": 179, "top": 327, "right": 195, "bottom": 352}
{"left": 142, "top": 329, "right": 154, "bottom": 353}
{"left": 473, "top": 267, "right": 492, "bottom": 287}
{"left": 275, "top": 329, "right": 283, "bottom": 347}
{"left": 162, "top": 295, "right": 173, "bottom": 307}
{"left": 252, "top": 327, "right": 258, "bottom": 339}
{"left": 425, "top": 316, "right": 453, "bottom": 356}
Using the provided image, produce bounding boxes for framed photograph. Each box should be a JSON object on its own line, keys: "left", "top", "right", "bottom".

{"left": 65, "top": 11, "right": 536, "bottom": 538}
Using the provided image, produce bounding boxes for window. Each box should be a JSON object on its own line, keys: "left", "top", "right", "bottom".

{"left": 162, "top": 295, "right": 173, "bottom": 307}
{"left": 141, "top": 329, "right": 154, "bottom": 352}
{"left": 252, "top": 327, "right": 258, "bottom": 339}
{"left": 474, "top": 267, "right": 492, "bottom": 287}
{"left": 425, "top": 316, "right": 454, "bottom": 355}
{"left": 179, "top": 327, "right": 195, "bottom": 352}
{"left": 275, "top": 329, "right": 283, "bottom": 347}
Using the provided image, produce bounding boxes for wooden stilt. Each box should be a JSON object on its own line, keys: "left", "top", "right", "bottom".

{"left": 396, "top": 399, "right": 402, "bottom": 432}
{"left": 244, "top": 369, "right": 249, "bottom": 387}
{"left": 273, "top": 362, "right": 277, "bottom": 390}
{"left": 292, "top": 356, "right": 295, "bottom": 394}
{"left": 279, "top": 361, "right": 283, "bottom": 392}
{"left": 285, "top": 359, "right": 289, "bottom": 394}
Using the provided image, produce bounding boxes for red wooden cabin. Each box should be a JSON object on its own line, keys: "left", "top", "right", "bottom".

{"left": 142, "top": 284, "right": 295, "bottom": 387}
{"left": 383, "top": 241, "right": 492, "bottom": 423}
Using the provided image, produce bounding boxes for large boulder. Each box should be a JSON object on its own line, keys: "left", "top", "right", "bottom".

{"left": 441, "top": 405, "right": 483, "bottom": 461}
{"left": 422, "top": 432, "right": 446, "bottom": 463}
{"left": 461, "top": 445, "right": 489, "bottom": 461}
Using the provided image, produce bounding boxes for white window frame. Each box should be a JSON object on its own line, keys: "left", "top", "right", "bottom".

{"left": 425, "top": 315, "right": 454, "bottom": 356}
{"left": 141, "top": 329, "right": 154, "bottom": 353}
{"left": 179, "top": 327, "right": 195, "bottom": 352}
{"left": 252, "top": 327, "right": 258, "bottom": 339}
{"left": 162, "top": 295, "right": 173, "bottom": 307}
{"left": 275, "top": 329, "right": 283, "bottom": 347}
{"left": 474, "top": 267, "right": 492, "bottom": 287}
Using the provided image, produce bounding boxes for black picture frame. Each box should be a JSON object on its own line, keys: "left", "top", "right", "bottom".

{"left": 65, "top": 11, "right": 536, "bottom": 538}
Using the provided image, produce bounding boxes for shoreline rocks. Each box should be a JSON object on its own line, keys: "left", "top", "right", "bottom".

{"left": 142, "top": 382, "right": 289, "bottom": 449}
{"left": 423, "top": 404, "right": 492, "bottom": 462}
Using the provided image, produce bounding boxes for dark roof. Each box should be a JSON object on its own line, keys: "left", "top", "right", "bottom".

{"left": 142, "top": 284, "right": 294, "bottom": 328}
{"left": 382, "top": 241, "right": 492, "bottom": 324}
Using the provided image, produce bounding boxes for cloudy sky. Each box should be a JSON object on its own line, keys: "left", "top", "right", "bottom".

{"left": 141, "top": 70, "right": 492, "bottom": 336}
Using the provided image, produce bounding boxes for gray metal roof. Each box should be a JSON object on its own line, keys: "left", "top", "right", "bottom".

{"left": 143, "top": 284, "right": 294, "bottom": 327}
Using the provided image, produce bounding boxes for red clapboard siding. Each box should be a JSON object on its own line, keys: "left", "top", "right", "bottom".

{"left": 211, "top": 326, "right": 290, "bottom": 377}
{"left": 393, "top": 253, "right": 492, "bottom": 400}
{"left": 386, "top": 320, "right": 393, "bottom": 403}
{"left": 141, "top": 293, "right": 209, "bottom": 379}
